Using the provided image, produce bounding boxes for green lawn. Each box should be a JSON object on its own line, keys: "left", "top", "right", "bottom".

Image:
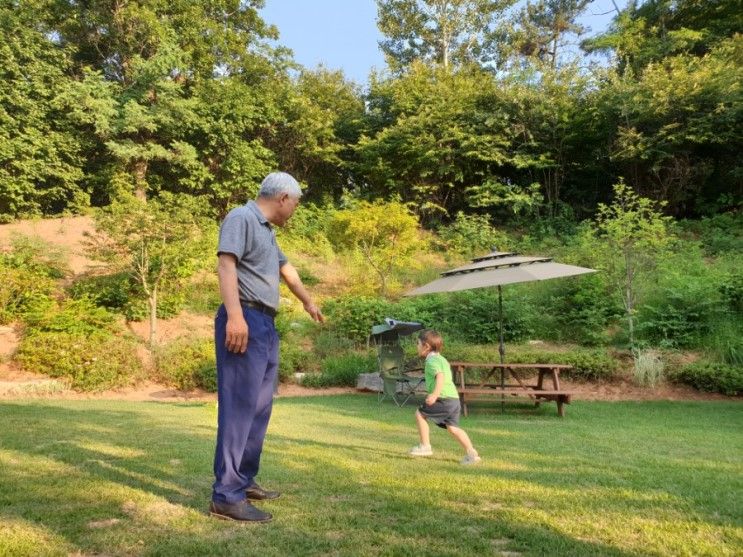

{"left": 0, "top": 396, "right": 741, "bottom": 556}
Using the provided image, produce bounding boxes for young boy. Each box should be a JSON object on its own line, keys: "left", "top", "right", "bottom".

{"left": 409, "top": 329, "right": 481, "bottom": 465}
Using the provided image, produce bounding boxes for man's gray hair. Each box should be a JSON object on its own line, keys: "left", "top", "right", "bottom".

{"left": 258, "top": 172, "right": 302, "bottom": 198}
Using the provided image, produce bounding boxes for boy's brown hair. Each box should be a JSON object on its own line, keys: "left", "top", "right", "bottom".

{"left": 418, "top": 329, "right": 444, "bottom": 352}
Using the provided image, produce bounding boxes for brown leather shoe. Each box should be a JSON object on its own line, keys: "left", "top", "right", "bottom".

{"left": 246, "top": 483, "right": 281, "bottom": 501}
{"left": 209, "top": 500, "right": 272, "bottom": 522}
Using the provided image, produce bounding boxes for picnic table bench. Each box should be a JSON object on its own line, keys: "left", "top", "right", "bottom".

{"left": 449, "top": 362, "right": 575, "bottom": 417}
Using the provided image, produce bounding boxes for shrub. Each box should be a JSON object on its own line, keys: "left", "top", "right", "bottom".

{"left": 436, "top": 212, "right": 510, "bottom": 257}
{"left": 154, "top": 337, "right": 216, "bottom": 391}
{"left": 69, "top": 272, "right": 132, "bottom": 310}
{"left": 16, "top": 331, "right": 142, "bottom": 391}
{"left": 22, "top": 297, "right": 118, "bottom": 336}
{"left": 323, "top": 295, "right": 393, "bottom": 344}
{"left": 638, "top": 286, "right": 718, "bottom": 348}
{"left": 279, "top": 341, "right": 319, "bottom": 382}
{"left": 0, "top": 235, "right": 64, "bottom": 323}
{"left": 0, "top": 267, "right": 56, "bottom": 324}
{"left": 671, "top": 361, "right": 743, "bottom": 396}
{"left": 302, "top": 351, "right": 376, "bottom": 388}
{"left": 534, "top": 274, "right": 621, "bottom": 346}
{"left": 678, "top": 212, "right": 743, "bottom": 256}
{"left": 1, "top": 234, "right": 68, "bottom": 279}
{"left": 313, "top": 331, "right": 356, "bottom": 359}
{"left": 277, "top": 202, "right": 335, "bottom": 260}
{"left": 702, "top": 318, "right": 743, "bottom": 367}
{"left": 70, "top": 273, "right": 183, "bottom": 320}
{"left": 70, "top": 272, "right": 186, "bottom": 321}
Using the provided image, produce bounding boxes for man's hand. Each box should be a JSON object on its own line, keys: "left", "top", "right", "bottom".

{"left": 425, "top": 394, "right": 437, "bottom": 406}
{"left": 225, "top": 315, "right": 249, "bottom": 353}
{"left": 304, "top": 302, "right": 325, "bottom": 323}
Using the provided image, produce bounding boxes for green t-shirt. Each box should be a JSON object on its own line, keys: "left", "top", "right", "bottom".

{"left": 424, "top": 353, "right": 459, "bottom": 399}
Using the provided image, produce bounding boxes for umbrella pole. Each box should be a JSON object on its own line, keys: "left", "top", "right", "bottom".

{"left": 498, "top": 285, "right": 505, "bottom": 364}
{"left": 498, "top": 285, "right": 505, "bottom": 413}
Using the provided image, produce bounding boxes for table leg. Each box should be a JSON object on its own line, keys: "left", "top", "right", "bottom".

{"left": 551, "top": 368, "right": 561, "bottom": 390}
{"left": 500, "top": 368, "right": 505, "bottom": 413}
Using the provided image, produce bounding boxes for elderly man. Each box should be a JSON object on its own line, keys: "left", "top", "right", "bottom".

{"left": 209, "top": 172, "right": 323, "bottom": 522}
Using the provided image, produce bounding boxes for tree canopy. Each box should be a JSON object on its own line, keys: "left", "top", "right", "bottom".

{"left": 0, "top": 0, "right": 740, "bottom": 223}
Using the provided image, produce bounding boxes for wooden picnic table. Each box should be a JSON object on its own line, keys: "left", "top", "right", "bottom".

{"left": 449, "top": 362, "right": 575, "bottom": 417}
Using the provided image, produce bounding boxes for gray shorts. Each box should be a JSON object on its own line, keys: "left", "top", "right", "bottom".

{"left": 418, "top": 397, "right": 461, "bottom": 429}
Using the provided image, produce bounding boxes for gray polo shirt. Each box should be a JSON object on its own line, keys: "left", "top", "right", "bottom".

{"left": 217, "top": 200, "right": 288, "bottom": 310}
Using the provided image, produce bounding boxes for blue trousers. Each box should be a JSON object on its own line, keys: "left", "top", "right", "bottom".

{"left": 212, "top": 304, "right": 279, "bottom": 504}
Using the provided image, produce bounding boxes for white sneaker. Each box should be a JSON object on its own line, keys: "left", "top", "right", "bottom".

{"left": 460, "top": 452, "right": 481, "bottom": 465}
{"left": 409, "top": 444, "right": 433, "bottom": 457}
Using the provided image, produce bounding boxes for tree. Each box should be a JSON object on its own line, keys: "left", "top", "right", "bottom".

{"left": 596, "top": 36, "right": 743, "bottom": 214}
{"left": 357, "top": 64, "right": 543, "bottom": 221}
{"left": 87, "top": 193, "right": 215, "bottom": 345}
{"left": 49, "top": 0, "right": 281, "bottom": 84}
{"left": 48, "top": 0, "right": 290, "bottom": 210}
{"left": 594, "top": 181, "right": 673, "bottom": 349}
{"left": 583, "top": 0, "right": 743, "bottom": 75}
{"left": 508, "top": 0, "right": 590, "bottom": 69}
{"left": 266, "top": 67, "right": 365, "bottom": 202}
{"left": 327, "top": 200, "right": 422, "bottom": 296}
{"left": 376, "top": 0, "right": 514, "bottom": 72}
{"left": 0, "top": 3, "right": 84, "bottom": 221}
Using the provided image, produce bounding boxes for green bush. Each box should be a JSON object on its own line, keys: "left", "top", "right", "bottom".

{"left": 393, "top": 290, "right": 535, "bottom": 345}
{"left": 154, "top": 337, "right": 216, "bottom": 391}
{"left": 16, "top": 331, "right": 142, "bottom": 391}
{"left": 679, "top": 212, "right": 743, "bottom": 256}
{"left": 671, "top": 361, "right": 743, "bottom": 396}
{"left": 69, "top": 272, "right": 133, "bottom": 310}
{"left": 533, "top": 274, "right": 621, "bottom": 346}
{"left": 279, "top": 341, "right": 319, "bottom": 382}
{"left": 1, "top": 234, "right": 68, "bottom": 278}
{"left": 313, "top": 331, "right": 356, "bottom": 359}
{"left": 0, "top": 235, "right": 65, "bottom": 323}
{"left": 323, "top": 295, "right": 393, "bottom": 343}
{"left": 277, "top": 202, "right": 335, "bottom": 259}
{"left": 22, "top": 297, "right": 118, "bottom": 336}
{"left": 302, "top": 351, "right": 376, "bottom": 388}
{"left": 0, "top": 267, "right": 57, "bottom": 324}
{"left": 436, "top": 212, "right": 509, "bottom": 257}
{"left": 70, "top": 272, "right": 184, "bottom": 320}
{"left": 122, "top": 293, "right": 183, "bottom": 321}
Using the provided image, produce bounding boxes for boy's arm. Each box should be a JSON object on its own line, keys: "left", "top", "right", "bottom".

{"left": 425, "top": 373, "right": 444, "bottom": 405}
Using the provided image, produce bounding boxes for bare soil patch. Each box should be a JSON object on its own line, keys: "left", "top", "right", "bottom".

{"left": 0, "top": 215, "right": 101, "bottom": 276}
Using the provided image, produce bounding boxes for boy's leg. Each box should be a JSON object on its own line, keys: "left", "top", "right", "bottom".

{"left": 446, "top": 425, "right": 476, "bottom": 454}
{"left": 415, "top": 410, "right": 431, "bottom": 446}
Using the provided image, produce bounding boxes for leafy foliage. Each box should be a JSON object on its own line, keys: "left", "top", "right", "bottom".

{"left": 671, "top": 361, "right": 743, "bottom": 396}
{"left": 154, "top": 337, "right": 216, "bottom": 392}
{"left": 302, "top": 351, "right": 377, "bottom": 388}
{"left": 87, "top": 193, "right": 215, "bottom": 343}
{"left": 327, "top": 200, "right": 422, "bottom": 295}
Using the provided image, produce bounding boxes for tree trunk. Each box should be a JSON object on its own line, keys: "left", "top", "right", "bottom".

{"left": 625, "top": 249, "right": 634, "bottom": 349}
{"left": 133, "top": 160, "right": 148, "bottom": 201}
{"left": 148, "top": 288, "right": 158, "bottom": 346}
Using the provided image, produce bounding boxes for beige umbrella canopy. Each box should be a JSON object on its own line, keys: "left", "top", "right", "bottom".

{"left": 406, "top": 251, "right": 596, "bottom": 362}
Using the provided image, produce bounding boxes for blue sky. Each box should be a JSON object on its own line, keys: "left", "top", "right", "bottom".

{"left": 260, "top": 0, "right": 630, "bottom": 84}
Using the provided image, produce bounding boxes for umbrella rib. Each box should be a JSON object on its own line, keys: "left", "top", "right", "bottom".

{"left": 442, "top": 258, "right": 552, "bottom": 276}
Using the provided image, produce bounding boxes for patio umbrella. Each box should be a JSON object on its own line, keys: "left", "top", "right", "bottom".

{"left": 405, "top": 251, "right": 596, "bottom": 363}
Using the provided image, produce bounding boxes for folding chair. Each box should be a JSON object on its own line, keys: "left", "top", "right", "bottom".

{"left": 377, "top": 344, "right": 424, "bottom": 407}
